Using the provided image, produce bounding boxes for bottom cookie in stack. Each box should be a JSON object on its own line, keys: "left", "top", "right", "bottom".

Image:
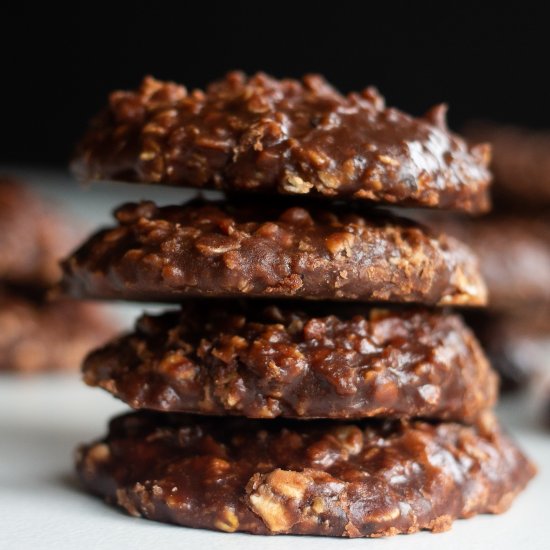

{"left": 76, "top": 410, "right": 534, "bottom": 537}
{"left": 75, "top": 302, "right": 534, "bottom": 536}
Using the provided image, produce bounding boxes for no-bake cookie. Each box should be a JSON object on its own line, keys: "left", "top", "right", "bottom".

{"left": 84, "top": 303, "right": 496, "bottom": 422}
{"left": 68, "top": 71, "right": 535, "bottom": 537}
{"left": 72, "top": 73, "right": 491, "bottom": 213}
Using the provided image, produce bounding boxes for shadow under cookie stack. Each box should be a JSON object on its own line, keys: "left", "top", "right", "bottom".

{"left": 62, "top": 72, "right": 535, "bottom": 538}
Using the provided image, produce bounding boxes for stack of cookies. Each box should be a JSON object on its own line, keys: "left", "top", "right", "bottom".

{"left": 0, "top": 177, "right": 113, "bottom": 374}
{"left": 63, "top": 73, "right": 534, "bottom": 537}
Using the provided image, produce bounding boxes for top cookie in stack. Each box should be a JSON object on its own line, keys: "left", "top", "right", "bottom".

{"left": 0, "top": 177, "right": 115, "bottom": 374}
{"left": 66, "top": 73, "right": 534, "bottom": 538}
{"left": 72, "top": 73, "right": 491, "bottom": 211}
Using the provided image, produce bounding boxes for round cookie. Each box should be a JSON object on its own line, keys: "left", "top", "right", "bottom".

{"left": 72, "top": 72, "right": 491, "bottom": 213}
{"left": 0, "top": 177, "right": 71, "bottom": 286}
{"left": 59, "top": 199, "right": 487, "bottom": 305}
{"left": 0, "top": 285, "right": 114, "bottom": 374}
{"left": 84, "top": 302, "right": 496, "bottom": 422}
{"left": 76, "top": 411, "right": 535, "bottom": 538}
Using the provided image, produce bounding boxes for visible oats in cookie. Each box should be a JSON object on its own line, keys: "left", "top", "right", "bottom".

{"left": 76, "top": 411, "right": 535, "bottom": 537}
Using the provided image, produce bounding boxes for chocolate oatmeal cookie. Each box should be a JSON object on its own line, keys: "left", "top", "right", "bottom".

{"left": 60, "top": 199, "right": 487, "bottom": 305}
{"left": 76, "top": 411, "right": 535, "bottom": 537}
{"left": 84, "top": 303, "right": 496, "bottom": 422}
{"left": 72, "top": 72, "right": 491, "bottom": 213}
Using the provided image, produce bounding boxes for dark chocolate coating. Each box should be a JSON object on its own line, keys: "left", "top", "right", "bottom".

{"left": 76, "top": 411, "right": 535, "bottom": 537}
{"left": 84, "top": 303, "right": 496, "bottom": 422}
{"left": 60, "top": 199, "right": 487, "bottom": 305}
{"left": 72, "top": 72, "right": 491, "bottom": 213}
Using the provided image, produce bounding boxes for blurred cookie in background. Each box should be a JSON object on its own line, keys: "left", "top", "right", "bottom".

{"left": 436, "top": 215, "right": 550, "bottom": 311}
{"left": 0, "top": 177, "right": 72, "bottom": 286}
{"left": 0, "top": 285, "right": 114, "bottom": 374}
{"left": 463, "top": 123, "right": 550, "bottom": 397}
{"left": 0, "top": 177, "right": 116, "bottom": 374}
{"left": 465, "top": 122, "right": 550, "bottom": 208}
{"left": 416, "top": 123, "right": 550, "bottom": 407}
{"left": 474, "top": 307, "right": 550, "bottom": 431}
{"left": 412, "top": 212, "right": 550, "bottom": 393}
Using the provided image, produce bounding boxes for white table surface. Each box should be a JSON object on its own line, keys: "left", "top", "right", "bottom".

{"left": 0, "top": 168, "right": 549, "bottom": 549}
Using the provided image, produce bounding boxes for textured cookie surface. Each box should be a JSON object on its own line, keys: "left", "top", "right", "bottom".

{"left": 76, "top": 411, "right": 535, "bottom": 537}
{"left": 468, "top": 308, "right": 550, "bottom": 389}
{"left": 72, "top": 72, "right": 491, "bottom": 213}
{"left": 84, "top": 303, "right": 496, "bottom": 422}
{"left": 60, "top": 199, "right": 487, "bottom": 305}
{"left": 0, "top": 285, "right": 114, "bottom": 373}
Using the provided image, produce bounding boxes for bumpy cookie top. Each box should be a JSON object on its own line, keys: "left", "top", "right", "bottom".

{"left": 72, "top": 72, "right": 491, "bottom": 212}
{"left": 59, "top": 199, "right": 487, "bottom": 305}
{"left": 77, "top": 411, "right": 535, "bottom": 537}
{"left": 83, "top": 303, "right": 496, "bottom": 422}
